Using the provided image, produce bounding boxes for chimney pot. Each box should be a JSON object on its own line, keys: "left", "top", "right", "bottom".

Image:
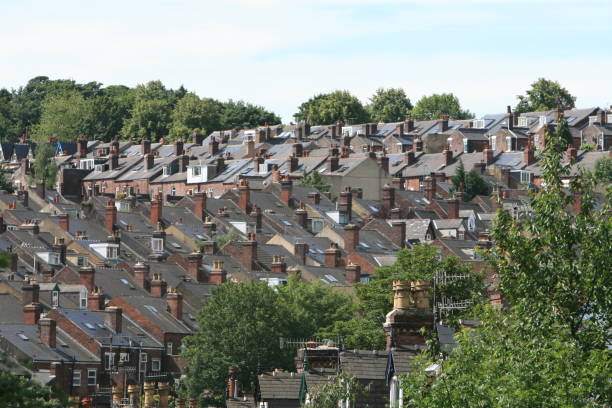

{"left": 105, "top": 306, "right": 122, "bottom": 333}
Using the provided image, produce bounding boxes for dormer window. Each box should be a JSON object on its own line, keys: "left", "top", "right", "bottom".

{"left": 463, "top": 138, "right": 468, "bottom": 153}
{"left": 107, "top": 246, "right": 118, "bottom": 259}
{"left": 490, "top": 136, "right": 496, "bottom": 151}
{"left": 52, "top": 290, "right": 59, "bottom": 308}
{"left": 163, "top": 165, "right": 171, "bottom": 176}
{"left": 49, "top": 252, "right": 61, "bottom": 266}
{"left": 505, "top": 137, "right": 512, "bottom": 152}
{"left": 80, "top": 290, "right": 87, "bottom": 309}
{"left": 151, "top": 238, "right": 164, "bottom": 253}
{"left": 193, "top": 166, "right": 201, "bottom": 176}
{"left": 518, "top": 117, "right": 529, "bottom": 127}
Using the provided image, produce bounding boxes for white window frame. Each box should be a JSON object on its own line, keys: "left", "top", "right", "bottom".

{"left": 490, "top": 136, "right": 496, "bottom": 151}
{"left": 505, "top": 136, "right": 512, "bottom": 152}
{"left": 166, "top": 342, "right": 173, "bottom": 356}
{"left": 80, "top": 291, "right": 87, "bottom": 309}
{"left": 462, "top": 138, "right": 468, "bottom": 153}
{"left": 139, "top": 352, "right": 147, "bottom": 373}
{"left": 52, "top": 291, "right": 59, "bottom": 308}
{"left": 87, "top": 369, "right": 96, "bottom": 386}
{"left": 77, "top": 256, "right": 86, "bottom": 267}
{"left": 193, "top": 166, "right": 201, "bottom": 177}
{"left": 152, "top": 359, "right": 161, "bottom": 372}
{"left": 49, "top": 252, "right": 61, "bottom": 266}
{"left": 107, "top": 246, "right": 118, "bottom": 259}
{"left": 72, "top": 370, "right": 81, "bottom": 387}
{"left": 151, "top": 238, "right": 164, "bottom": 253}
{"left": 104, "top": 352, "right": 115, "bottom": 370}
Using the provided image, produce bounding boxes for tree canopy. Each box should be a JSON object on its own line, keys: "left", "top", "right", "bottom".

{"left": 32, "top": 142, "right": 58, "bottom": 189}
{"left": 515, "top": 78, "right": 576, "bottom": 113}
{"left": 293, "top": 91, "right": 370, "bottom": 125}
{"left": 401, "top": 121, "right": 612, "bottom": 407}
{"left": 450, "top": 160, "right": 491, "bottom": 200}
{"left": 411, "top": 93, "right": 473, "bottom": 121}
{"left": 368, "top": 88, "right": 413, "bottom": 123}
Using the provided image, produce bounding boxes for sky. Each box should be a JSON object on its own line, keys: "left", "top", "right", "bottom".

{"left": 1, "top": 0, "right": 612, "bottom": 123}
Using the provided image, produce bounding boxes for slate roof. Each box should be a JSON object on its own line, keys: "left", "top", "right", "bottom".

{"left": 116, "top": 295, "right": 191, "bottom": 334}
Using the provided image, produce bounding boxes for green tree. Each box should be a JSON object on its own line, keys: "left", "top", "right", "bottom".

{"left": 220, "top": 100, "right": 281, "bottom": 130}
{"left": 32, "top": 91, "right": 94, "bottom": 142}
{"left": 0, "top": 165, "right": 14, "bottom": 193}
{"left": 169, "top": 93, "right": 223, "bottom": 140}
{"left": 368, "top": 88, "right": 413, "bottom": 123}
{"left": 515, "top": 78, "right": 576, "bottom": 113}
{"left": 302, "top": 373, "right": 368, "bottom": 408}
{"left": 32, "top": 142, "right": 58, "bottom": 189}
{"left": 0, "top": 89, "right": 14, "bottom": 140}
{"left": 121, "top": 81, "right": 174, "bottom": 141}
{"left": 594, "top": 156, "right": 612, "bottom": 182}
{"left": 555, "top": 115, "right": 573, "bottom": 149}
{"left": 401, "top": 119, "right": 612, "bottom": 407}
{"left": 277, "top": 274, "right": 354, "bottom": 339}
{"left": 299, "top": 170, "right": 329, "bottom": 192}
{"left": 450, "top": 160, "right": 491, "bottom": 200}
{"left": 88, "top": 85, "right": 135, "bottom": 142}
{"left": 411, "top": 93, "right": 473, "bottom": 121}
{"left": 294, "top": 91, "right": 370, "bottom": 125}
{"left": 181, "top": 282, "right": 293, "bottom": 402}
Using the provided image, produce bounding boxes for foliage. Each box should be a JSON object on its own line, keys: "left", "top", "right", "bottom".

{"left": 169, "top": 94, "right": 223, "bottom": 140}
{"left": 411, "top": 93, "right": 473, "bottom": 120}
{"left": 515, "top": 78, "right": 576, "bottom": 113}
{"left": 0, "top": 165, "right": 14, "bottom": 193}
{"left": 322, "top": 246, "right": 483, "bottom": 349}
{"left": 32, "top": 91, "right": 94, "bottom": 141}
{"left": 450, "top": 160, "right": 491, "bottom": 200}
{"left": 593, "top": 156, "right": 612, "bottom": 183}
{"left": 32, "top": 142, "right": 58, "bottom": 189}
{"left": 368, "top": 88, "right": 413, "bottom": 123}
{"left": 120, "top": 81, "right": 175, "bottom": 141}
{"left": 555, "top": 116, "right": 573, "bottom": 149}
{"left": 211, "top": 228, "right": 240, "bottom": 249}
{"left": 294, "top": 91, "right": 370, "bottom": 125}
{"left": 299, "top": 170, "right": 329, "bottom": 192}
{"left": 220, "top": 100, "right": 281, "bottom": 130}
{"left": 0, "top": 353, "right": 72, "bottom": 408}
{"left": 401, "top": 120, "right": 612, "bottom": 407}
{"left": 580, "top": 141, "right": 596, "bottom": 152}
{"left": 277, "top": 274, "right": 354, "bottom": 340}
{"left": 302, "top": 373, "right": 368, "bottom": 408}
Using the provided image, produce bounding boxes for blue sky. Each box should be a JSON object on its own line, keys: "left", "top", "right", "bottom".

{"left": 2, "top": 0, "right": 611, "bottom": 122}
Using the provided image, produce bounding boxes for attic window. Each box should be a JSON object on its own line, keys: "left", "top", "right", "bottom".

{"left": 282, "top": 220, "right": 293, "bottom": 226}
{"left": 144, "top": 305, "right": 158, "bottom": 313}
{"left": 85, "top": 323, "right": 95, "bottom": 330}
{"left": 324, "top": 274, "right": 338, "bottom": 282}
{"left": 359, "top": 242, "right": 370, "bottom": 249}
{"left": 120, "top": 279, "right": 129, "bottom": 285}
{"left": 17, "top": 333, "right": 29, "bottom": 341}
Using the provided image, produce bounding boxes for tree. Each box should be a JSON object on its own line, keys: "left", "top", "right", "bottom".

{"left": 450, "top": 160, "right": 491, "bottom": 200}
{"left": 368, "top": 88, "right": 413, "bottom": 123}
{"left": 277, "top": 274, "right": 354, "bottom": 340}
{"left": 0, "top": 165, "right": 14, "bottom": 193}
{"left": 169, "top": 93, "right": 223, "bottom": 140}
{"left": 411, "top": 93, "right": 473, "bottom": 121}
{"left": 32, "top": 91, "right": 94, "bottom": 141}
{"left": 401, "top": 119, "right": 611, "bottom": 407}
{"left": 182, "top": 282, "right": 292, "bottom": 403}
{"left": 294, "top": 91, "right": 370, "bottom": 125}
{"left": 515, "top": 78, "right": 576, "bottom": 113}
{"left": 555, "top": 115, "right": 573, "bottom": 149}
{"left": 89, "top": 85, "right": 134, "bottom": 142}
{"left": 0, "top": 89, "right": 14, "bottom": 140}
{"left": 32, "top": 142, "right": 58, "bottom": 189}
{"left": 220, "top": 100, "right": 281, "bottom": 130}
{"left": 120, "top": 81, "right": 175, "bottom": 141}
{"left": 594, "top": 156, "right": 612, "bottom": 183}
{"left": 302, "top": 373, "right": 368, "bottom": 408}
{"left": 299, "top": 170, "right": 329, "bottom": 192}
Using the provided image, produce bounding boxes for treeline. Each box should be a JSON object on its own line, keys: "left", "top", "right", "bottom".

{"left": 0, "top": 76, "right": 281, "bottom": 142}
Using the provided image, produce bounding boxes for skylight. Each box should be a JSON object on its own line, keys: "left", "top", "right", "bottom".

{"left": 120, "top": 279, "right": 129, "bottom": 285}
{"left": 144, "top": 305, "right": 158, "bottom": 313}
{"left": 85, "top": 323, "right": 95, "bottom": 330}
{"left": 17, "top": 333, "right": 29, "bottom": 341}
{"left": 325, "top": 274, "right": 338, "bottom": 282}
{"left": 282, "top": 220, "right": 292, "bottom": 226}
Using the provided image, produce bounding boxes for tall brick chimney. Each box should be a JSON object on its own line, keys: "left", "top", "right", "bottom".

{"left": 391, "top": 220, "right": 406, "bottom": 248}
{"left": 424, "top": 175, "right": 435, "bottom": 201}
{"left": 193, "top": 131, "right": 204, "bottom": 145}
{"left": 150, "top": 274, "right": 168, "bottom": 297}
{"left": 294, "top": 205, "right": 308, "bottom": 230}
{"left": 78, "top": 135, "right": 88, "bottom": 158}
{"left": 109, "top": 153, "right": 119, "bottom": 170}
{"left": 338, "top": 187, "right": 352, "bottom": 221}
{"left": 246, "top": 139, "right": 255, "bottom": 158}
{"left": 166, "top": 288, "right": 183, "bottom": 320}
{"left": 88, "top": 287, "right": 106, "bottom": 311}
{"left": 249, "top": 205, "right": 262, "bottom": 232}
{"left": 79, "top": 266, "right": 95, "bottom": 293}
{"left": 294, "top": 242, "right": 309, "bottom": 265}
{"left": 201, "top": 240, "right": 217, "bottom": 255}
{"left": 23, "top": 303, "right": 41, "bottom": 325}
{"left": 382, "top": 184, "right": 395, "bottom": 213}
{"left": 324, "top": 243, "right": 341, "bottom": 268}
{"left": 404, "top": 151, "right": 416, "bottom": 165}
{"left": 203, "top": 217, "right": 216, "bottom": 238}
{"left": 443, "top": 148, "right": 453, "bottom": 166}
{"left": 413, "top": 136, "right": 423, "bottom": 153}
{"left": 105, "top": 199, "right": 117, "bottom": 232}
{"left": 142, "top": 139, "right": 151, "bottom": 155}
{"left": 344, "top": 224, "right": 359, "bottom": 252}
{"left": 144, "top": 153, "right": 154, "bottom": 171}
{"left": 133, "top": 263, "right": 150, "bottom": 291}
{"left": 174, "top": 140, "right": 184, "bottom": 157}
{"left": 186, "top": 252, "right": 203, "bottom": 282}
{"left": 105, "top": 306, "right": 122, "bottom": 333}
{"left": 345, "top": 263, "right": 361, "bottom": 284}
{"left": 327, "top": 155, "right": 340, "bottom": 172}
{"left": 523, "top": 140, "right": 534, "bottom": 166}
{"left": 484, "top": 145, "right": 494, "bottom": 165}
{"left": 210, "top": 260, "right": 227, "bottom": 284}
{"left": 307, "top": 192, "right": 320, "bottom": 206}
{"left": 193, "top": 192, "right": 207, "bottom": 221}
{"left": 238, "top": 179, "right": 251, "bottom": 213}
{"left": 446, "top": 198, "right": 459, "bottom": 219}
{"left": 405, "top": 117, "right": 415, "bottom": 132}
{"left": 150, "top": 194, "right": 162, "bottom": 225}
{"left": 209, "top": 136, "right": 219, "bottom": 155}
{"left": 292, "top": 143, "right": 303, "bottom": 158}
{"left": 39, "top": 318, "right": 57, "bottom": 348}
{"left": 58, "top": 213, "right": 69, "bottom": 232}
{"left": 378, "top": 154, "right": 389, "bottom": 174}
{"left": 271, "top": 256, "right": 287, "bottom": 274}
{"left": 22, "top": 279, "right": 40, "bottom": 305}
{"left": 52, "top": 237, "right": 67, "bottom": 265}
{"left": 280, "top": 176, "right": 293, "bottom": 206}
{"left": 439, "top": 115, "right": 449, "bottom": 132}
{"left": 241, "top": 233, "right": 257, "bottom": 270}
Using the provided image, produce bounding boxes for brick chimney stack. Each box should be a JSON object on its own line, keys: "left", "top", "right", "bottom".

{"left": 439, "top": 115, "right": 449, "bottom": 132}
{"left": 524, "top": 138, "right": 534, "bottom": 166}
{"left": 105, "top": 306, "right": 122, "bottom": 333}
{"left": 246, "top": 139, "right": 255, "bottom": 158}
{"left": 105, "top": 199, "right": 117, "bottom": 232}
{"left": 328, "top": 155, "right": 340, "bottom": 172}
{"left": 134, "top": 262, "right": 150, "bottom": 291}
{"left": 166, "top": 288, "right": 183, "bottom": 320}
{"left": 39, "top": 318, "right": 57, "bottom": 348}
{"left": 174, "top": 139, "right": 184, "bottom": 157}
{"left": 294, "top": 242, "right": 309, "bottom": 265}
{"left": 186, "top": 252, "right": 204, "bottom": 282}
{"left": 382, "top": 184, "right": 395, "bottom": 213}
{"left": 109, "top": 152, "right": 119, "bottom": 170}
{"left": 345, "top": 263, "right": 361, "bottom": 284}
{"left": 443, "top": 147, "right": 453, "bottom": 166}
{"left": 209, "top": 260, "right": 227, "bottom": 284}
{"left": 150, "top": 274, "right": 168, "bottom": 297}
{"left": 194, "top": 192, "right": 207, "bottom": 221}
{"left": 209, "top": 136, "right": 219, "bottom": 155}
{"left": 413, "top": 135, "right": 423, "bottom": 153}
{"left": 144, "top": 153, "right": 154, "bottom": 170}
{"left": 446, "top": 198, "right": 459, "bottom": 219}
{"left": 294, "top": 204, "right": 308, "bottom": 229}
{"left": 307, "top": 192, "right": 320, "bottom": 206}
{"left": 58, "top": 213, "right": 69, "bottom": 232}
{"left": 344, "top": 224, "right": 359, "bottom": 252}
{"left": 22, "top": 279, "right": 40, "bottom": 305}
{"left": 424, "top": 175, "right": 435, "bottom": 201}
{"left": 238, "top": 179, "right": 251, "bottom": 213}
{"left": 88, "top": 287, "right": 105, "bottom": 311}
{"left": 405, "top": 116, "right": 415, "bottom": 132}
{"left": 338, "top": 187, "right": 352, "bottom": 221}
{"left": 292, "top": 143, "right": 304, "bottom": 157}
{"left": 391, "top": 221, "right": 406, "bottom": 249}
{"left": 78, "top": 135, "right": 88, "bottom": 158}
{"left": 142, "top": 139, "right": 151, "bottom": 155}
{"left": 507, "top": 106, "right": 514, "bottom": 131}
{"left": 280, "top": 176, "right": 293, "bottom": 206}
{"left": 201, "top": 240, "right": 217, "bottom": 255}
{"left": 378, "top": 154, "right": 389, "bottom": 174}
{"left": 203, "top": 217, "right": 216, "bottom": 238}
{"left": 483, "top": 144, "right": 494, "bottom": 165}
{"left": 404, "top": 151, "right": 416, "bottom": 165}
{"left": 241, "top": 233, "right": 257, "bottom": 270}
{"left": 79, "top": 266, "right": 95, "bottom": 294}
{"left": 271, "top": 256, "right": 287, "bottom": 274}
{"left": 249, "top": 205, "right": 262, "bottom": 232}
{"left": 150, "top": 194, "right": 162, "bottom": 225}
{"left": 324, "top": 243, "right": 341, "bottom": 268}
{"left": 52, "top": 237, "right": 67, "bottom": 265}
{"left": 193, "top": 131, "right": 204, "bottom": 145}
{"left": 23, "top": 303, "right": 42, "bottom": 325}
